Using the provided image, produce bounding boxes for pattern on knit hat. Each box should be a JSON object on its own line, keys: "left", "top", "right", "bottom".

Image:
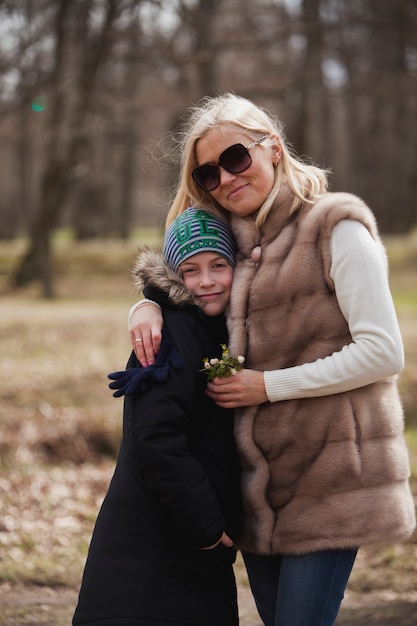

{"left": 163, "top": 208, "right": 236, "bottom": 271}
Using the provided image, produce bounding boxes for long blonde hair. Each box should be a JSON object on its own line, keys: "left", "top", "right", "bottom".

{"left": 166, "top": 93, "right": 329, "bottom": 228}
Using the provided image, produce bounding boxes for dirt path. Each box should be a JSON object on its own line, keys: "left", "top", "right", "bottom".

{"left": 1, "top": 582, "right": 417, "bottom": 626}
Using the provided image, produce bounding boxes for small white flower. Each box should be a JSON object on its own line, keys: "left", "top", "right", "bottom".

{"left": 200, "top": 344, "right": 244, "bottom": 381}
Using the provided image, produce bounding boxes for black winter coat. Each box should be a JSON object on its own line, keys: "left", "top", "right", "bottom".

{"left": 73, "top": 258, "right": 242, "bottom": 626}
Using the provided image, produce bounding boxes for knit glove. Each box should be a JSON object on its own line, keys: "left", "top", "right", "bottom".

{"left": 108, "top": 335, "right": 184, "bottom": 397}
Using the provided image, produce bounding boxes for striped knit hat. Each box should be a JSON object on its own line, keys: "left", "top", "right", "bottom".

{"left": 163, "top": 207, "right": 236, "bottom": 272}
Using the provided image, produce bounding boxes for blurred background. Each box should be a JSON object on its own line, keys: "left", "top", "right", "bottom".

{"left": 0, "top": 1, "right": 416, "bottom": 624}
{"left": 0, "top": 0, "right": 416, "bottom": 296}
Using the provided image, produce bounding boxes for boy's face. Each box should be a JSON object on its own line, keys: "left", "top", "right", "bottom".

{"left": 179, "top": 251, "right": 233, "bottom": 316}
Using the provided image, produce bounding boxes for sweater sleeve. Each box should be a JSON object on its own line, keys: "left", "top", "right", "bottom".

{"left": 264, "top": 219, "right": 404, "bottom": 402}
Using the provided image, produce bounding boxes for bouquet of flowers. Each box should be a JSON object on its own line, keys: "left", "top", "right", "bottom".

{"left": 201, "top": 344, "right": 245, "bottom": 382}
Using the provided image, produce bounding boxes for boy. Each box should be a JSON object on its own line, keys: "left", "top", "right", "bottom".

{"left": 73, "top": 208, "right": 241, "bottom": 626}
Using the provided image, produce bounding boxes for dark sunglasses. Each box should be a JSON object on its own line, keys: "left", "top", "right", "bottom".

{"left": 192, "top": 134, "right": 269, "bottom": 192}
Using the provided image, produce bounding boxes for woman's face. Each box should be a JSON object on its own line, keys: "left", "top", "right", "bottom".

{"left": 194, "top": 127, "right": 278, "bottom": 217}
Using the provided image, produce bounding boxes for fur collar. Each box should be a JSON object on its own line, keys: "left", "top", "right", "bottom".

{"left": 131, "top": 248, "right": 198, "bottom": 308}
{"left": 230, "top": 184, "right": 296, "bottom": 255}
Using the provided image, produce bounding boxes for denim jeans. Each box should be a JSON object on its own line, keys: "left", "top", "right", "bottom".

{"left": 242, "top": 548, "right": 358, "bottom": 626}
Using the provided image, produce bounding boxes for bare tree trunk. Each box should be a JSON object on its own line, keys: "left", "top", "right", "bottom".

{"left": 118, "top": 7, "right": 143, "bottom": 239}
{"left": 16, "top": 94, "right": 32, "bottom": 233}
{"left": 12, "top": 0, "right": 71, "bottom": 297}
{"left": 12, "top": 0, "right": 120, "bottom": 296}
{"left": 194, "top": 0, "right": 219, "bottom": 96}
{"left": 292, "top": 0, "right": 325, "bottom": 161}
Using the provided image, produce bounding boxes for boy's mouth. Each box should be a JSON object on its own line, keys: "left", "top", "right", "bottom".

{"left": 196, "top": 292, "right": 221, "bottom": 301}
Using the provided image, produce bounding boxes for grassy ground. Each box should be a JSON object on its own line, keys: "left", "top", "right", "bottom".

{"left": 0, "top": 231, "right": 416, "bottom": 624}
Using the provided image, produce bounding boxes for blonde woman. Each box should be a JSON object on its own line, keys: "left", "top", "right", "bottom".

{"left": 128, "top": 93, "right": 415, "bottom": 626}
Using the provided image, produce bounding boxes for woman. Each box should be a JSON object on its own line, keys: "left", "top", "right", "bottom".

{"left": 73, "top": 208, "right": 242, "bottom": 626}
{"left": 128, "top": 94, "right": 416, "bottom": 626}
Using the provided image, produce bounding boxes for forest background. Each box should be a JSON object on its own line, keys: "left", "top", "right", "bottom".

{"left": 0, "top": 0, "right": 416, "bottom": 624}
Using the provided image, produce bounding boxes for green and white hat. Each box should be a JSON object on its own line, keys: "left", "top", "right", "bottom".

{"left": 163, "top": 208, "right": 236, "bottom": 272}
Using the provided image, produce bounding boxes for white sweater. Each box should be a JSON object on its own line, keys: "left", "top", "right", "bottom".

{"left": 264, "top": 219, "right": 404, "bottom": 401}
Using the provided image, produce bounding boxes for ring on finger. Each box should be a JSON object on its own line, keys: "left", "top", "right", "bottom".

{"left": 135, "top": 338, "right": 143, "bottom": 344}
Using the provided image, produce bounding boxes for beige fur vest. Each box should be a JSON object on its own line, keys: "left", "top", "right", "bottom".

{"left": 227, "top": 186, "right": 416, "bottom": 555}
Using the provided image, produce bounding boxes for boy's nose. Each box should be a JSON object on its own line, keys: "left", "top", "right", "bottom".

{"left": 199, "top": 270, "right": 215, "bottom": 285}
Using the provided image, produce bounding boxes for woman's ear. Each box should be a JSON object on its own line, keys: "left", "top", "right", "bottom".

{"left": 270, "top": 134, "right": 282, "bottom": 166}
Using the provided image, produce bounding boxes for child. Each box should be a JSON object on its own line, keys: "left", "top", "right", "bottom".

{"left": 73, "top": 208, "right": 242, "bottom": 626}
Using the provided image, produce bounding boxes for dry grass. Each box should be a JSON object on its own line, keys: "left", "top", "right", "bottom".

{"left": 0, "top": 232, "right": 416, "bottom": 624}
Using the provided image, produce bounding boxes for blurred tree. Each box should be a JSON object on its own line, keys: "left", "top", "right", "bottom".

{"left": 322, "top": 0, "right": 417, "bottom": 231}
{"left": 292, "top": 0, "right": 326, "bottom": 159}
{"left": 0, "top": 0, "right": 415, "bottom": 296}
{"left": 115, "top": 4, "right": 143, "bottom": 240}
{"left": 191, "top": 0, "right": 221, "bottom": 96}
{"left": 12, "top": 0, "right": 122, "bottom": 295}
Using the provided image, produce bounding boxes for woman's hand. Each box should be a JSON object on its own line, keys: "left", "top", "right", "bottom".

{"left": 129, "top": 304, "right": 163, "bottom": 366}
{"left": 206, "top": 369, "right": 268, "bottom": 408}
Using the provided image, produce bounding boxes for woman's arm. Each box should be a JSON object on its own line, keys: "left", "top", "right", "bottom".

{"left": 207, "top": 220, "right": 404, "bottom": 408}
{"left": 129, "top": 300, "right": 164, "bottom": 365}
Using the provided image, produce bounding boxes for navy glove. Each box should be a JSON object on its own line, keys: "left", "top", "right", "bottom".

{"left": 108, "top": 335, "right": 184, "bottom": 397}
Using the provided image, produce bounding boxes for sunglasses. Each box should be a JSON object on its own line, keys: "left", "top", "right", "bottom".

{"left": 192, "top": 134, "right": 269, "bottom": 192}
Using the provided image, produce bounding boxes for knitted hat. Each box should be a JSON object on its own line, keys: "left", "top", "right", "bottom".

{"left": 163, "top": 207, "right": 236, "bottom": 271}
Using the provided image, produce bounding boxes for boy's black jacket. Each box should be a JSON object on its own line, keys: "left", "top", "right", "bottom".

{"left": 73, "top": 249, "right": 242, "bottom": 626}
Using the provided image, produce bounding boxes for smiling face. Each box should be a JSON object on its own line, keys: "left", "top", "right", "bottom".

{"left": 179, "top": 251, "right": 234, "bottom": 316}
{"left": 194, "top": 127, "right": 279, "bottom": 217}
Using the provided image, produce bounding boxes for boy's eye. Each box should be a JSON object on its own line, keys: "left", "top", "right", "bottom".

{"left": 182, "top": 267, "right": 197, "bottom": 275}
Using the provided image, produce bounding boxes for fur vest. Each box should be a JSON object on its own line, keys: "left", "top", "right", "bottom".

{"left": 227, "top": 186, "right": 416, "bottom": 555}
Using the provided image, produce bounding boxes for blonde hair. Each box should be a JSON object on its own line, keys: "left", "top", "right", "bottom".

{"left": 166, "top": 93, "right": 329, "bottom": 228}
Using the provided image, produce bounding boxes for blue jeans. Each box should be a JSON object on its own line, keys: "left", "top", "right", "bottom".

{"left": 242, "top": 548, "right": 357, "bottom": 626}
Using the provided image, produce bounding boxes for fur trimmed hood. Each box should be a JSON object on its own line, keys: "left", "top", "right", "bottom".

{"left": 131, "top": 248, "right": 198, "bottom": 308}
